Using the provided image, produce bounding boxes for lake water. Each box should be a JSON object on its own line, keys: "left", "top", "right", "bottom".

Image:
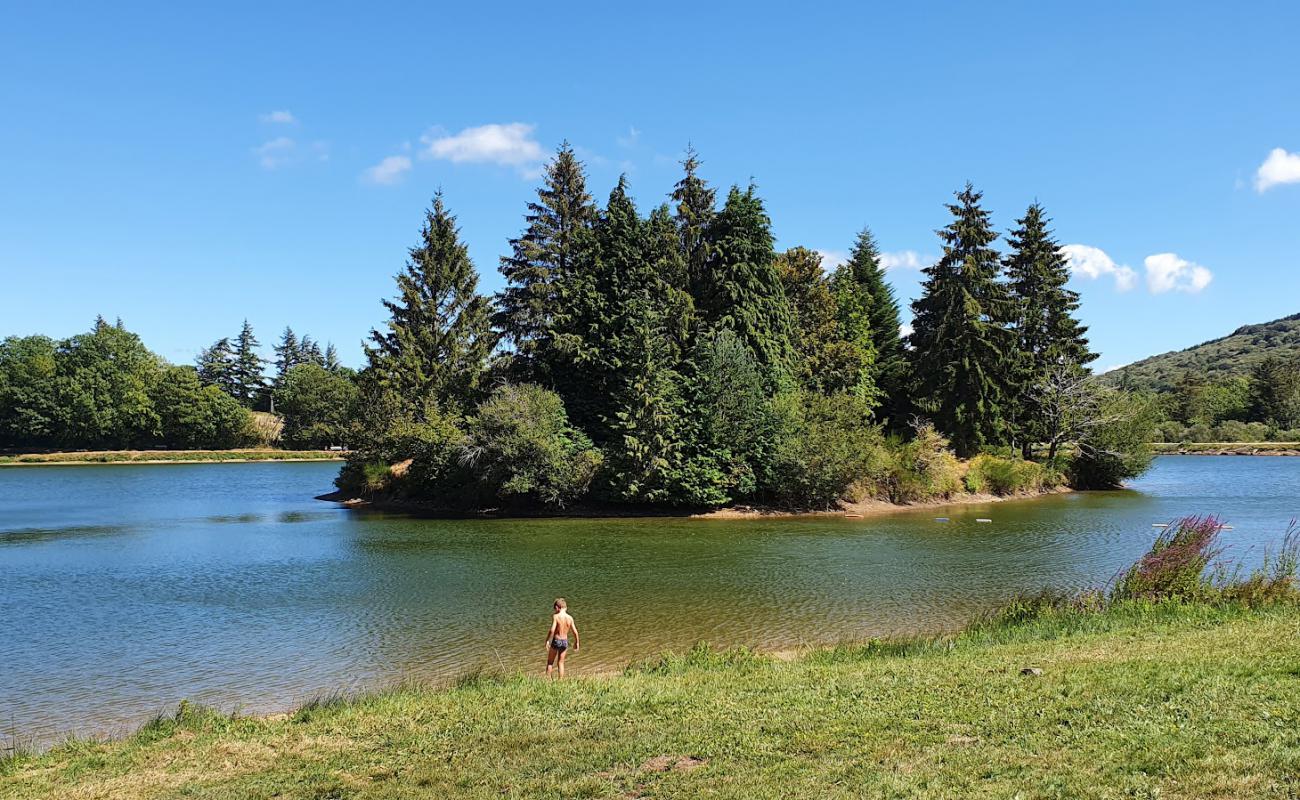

{"left": 2, "top": 455, "right": 1297, "bottom": 746}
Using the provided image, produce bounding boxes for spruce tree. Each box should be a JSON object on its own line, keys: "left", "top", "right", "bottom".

{"left": 196, "top": 337, "right": 239, "bottom": 400}
{"left": 830, "top": 228, "right": 905, "bottom": 415}
{"left": 776, "top": 247, "right": 873, "bottom": 397}
{"left": 365, "top": 192, "right": 496, "bottom": 415}
{"left": 908, "top": 183, "right": 1011, "bottom": 457}
{"left": 232, "top": 320, "right": 266, "bottom": 408}
{"left": 696, "top": 185, "right": 794, "bottom": 388}
{"left": 300, "top": 336, "right": 324, "bottom": 367}
{"left": 1003, "top": 202, "right": 1096, "bottom": 454}
{"left": 495, "top": 142, "right": 598, "bottom": 384}
{"left": 324, "top": 343, "right": 341, "bottom": 373}
{"left": 671, "top": 146, "right": 717, "bottom": 301}
{"left": 273, "top": 327, "right": 301, "bottom": 385}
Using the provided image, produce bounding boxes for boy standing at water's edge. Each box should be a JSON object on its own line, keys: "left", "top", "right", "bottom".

{"left": 545, "top": 598, "right": 580, "bottom": 679}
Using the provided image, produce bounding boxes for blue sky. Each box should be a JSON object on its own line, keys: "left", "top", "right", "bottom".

{"left": 3, "top": 2, "right": 1298, "bottom": 373}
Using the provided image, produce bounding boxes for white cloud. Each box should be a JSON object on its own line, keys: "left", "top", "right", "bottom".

{"left": 1061, "top": 244, "right": 1138, "bottom": 291}
{"left": 1255, "top": 147, "right": 1300, "bottom": 192}
{"left": 880, "top": 250, "right": 928, "bottom": 271}
{"left": 254, "top": 137, "right": 296, "bottom": 169}
{"left": 420, "top": 123, "right": 543, "bottom": 174}
{"left": 617, "top": 126, "right": 641, "bottom": 148}
{"left": 1144, "top": 252, "right": 1212, "bottom": 294}
{"left": 815, "top": 249, "right": 848, "bottom": 272}
{"left": 261, "top": 110, "right": 296, "bottom": 124}
{"left": 362, "top": 155, "right": 412, "bottom": 185}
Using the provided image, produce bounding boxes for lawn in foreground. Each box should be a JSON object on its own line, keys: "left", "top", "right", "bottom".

{"left": 3, "top": 602, "right": 1297, "bottom": 799}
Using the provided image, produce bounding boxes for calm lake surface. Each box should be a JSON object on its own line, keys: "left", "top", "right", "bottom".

{"left": 2, "top": 455, "right": 1298, "bottom": 745}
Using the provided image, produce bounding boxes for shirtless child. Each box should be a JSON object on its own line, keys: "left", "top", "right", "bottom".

{"left": 545, "top": 598, "right": 580, "bottom": 679}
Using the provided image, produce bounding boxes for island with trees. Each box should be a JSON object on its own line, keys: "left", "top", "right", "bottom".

{"left": 328, "top": 145, "right": 1157, "bottom": 513}
{"left": 1, "top": 146, "right": 1161, "bottom": 498}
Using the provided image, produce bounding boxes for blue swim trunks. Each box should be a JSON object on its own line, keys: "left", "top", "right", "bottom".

{"left": 551, "top": 637, "right": 568, "bottom": 652}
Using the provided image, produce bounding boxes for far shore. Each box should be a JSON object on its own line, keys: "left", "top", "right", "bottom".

{"left": 0, "top": 449, "right": 345, "bottom": 467}
{"left": 317, "top": 484, "right": 1076, "bottom": 521}
{"left": 1151, "top": 442, "right": 1300, "bottom": 456}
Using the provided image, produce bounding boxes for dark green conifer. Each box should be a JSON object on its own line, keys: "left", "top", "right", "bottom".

{"left": 232, "top": 320, "right": 266, "bottom": 408}
{"left": 830, "top": 229, "right": 906, "bottom": 416}
{"left": 776, "top": 247, "right": 873, "bottom": 397}
{"left": 365, "top": 193, "right": 496, "bottom": 414}
{"left": 1003, "top": 203, "right": 1096, "bottom": 454}
{"left": 696, "top": 185, "right": 794, "bottom": 388}
{"left": 908, "top": 183, "right": 1011, "bottom": 457}
{"left": 671, "top": 146, "right": 717, "bottom": 300}
{"left": 495, "top": 143, "right": 598, "bottom": 384}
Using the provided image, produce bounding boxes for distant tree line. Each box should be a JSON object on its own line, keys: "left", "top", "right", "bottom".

{"left": 339, "top": 145, "right": 1155, "bottom": 511}
{"left": 0, "top": 318, "right": 358, "bottom": 451}
{"left": 1136, "top": 357, "right": 1300, "bottom": 443}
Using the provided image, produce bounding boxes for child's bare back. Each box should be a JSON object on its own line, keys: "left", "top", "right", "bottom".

{"left": 544, "top": 597, "right": 580, "bottom": 678}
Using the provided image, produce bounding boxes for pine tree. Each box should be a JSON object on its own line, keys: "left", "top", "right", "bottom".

{"left": 365, "top": 192, "right": 496, "bottom": 415}
{"left": 776, "top": 247, "right": 873, "bottom": 397}
{"left": 830, "top": 228, "right": 905, "bottom": 415}
{"left": 495, "top": 142, "right": 598, "bottom": 384}
{"left": 196, "top": 337, "right": 239, "bottom": 399}
{"left": 908, "top": 183, "right": 1011, "bottom": 457}
{"left": 273, "top": 327, "right": 301, "bottom": 385}
{"left": 671, "top": 146, "right": 717, "bottom": 301}
{"left": 1003, "top": 202, "right": 1096, "bottom": 455}
{"left": 231, "top": 320, "right": 266, "bottom": 408}
{"left": 696, "top": 185, "right": 794, "bottom": 388}
{"left": 324, "top": 343, "right": 341, "bottom": 373}
{"left": 300, "top": 335, "right": 324, "bottom": 367}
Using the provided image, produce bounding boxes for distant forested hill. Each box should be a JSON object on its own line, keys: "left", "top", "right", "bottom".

{"left": 1105, "top": 313, "right": 1300, "bottom": 390}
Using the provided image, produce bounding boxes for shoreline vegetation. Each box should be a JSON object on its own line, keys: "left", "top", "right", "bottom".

{"left": 5, "top": 517, "right": 1297, "bottom": 798}
{"left": 0, "top": 449, "right": 344, "bottom": 466}
{"left": 1151, "top": 441, "right": 1300, "bottom": 456}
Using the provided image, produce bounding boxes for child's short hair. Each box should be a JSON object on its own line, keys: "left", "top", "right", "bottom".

{"left": 554, "top": 597, "right": 567, "bottom": 609}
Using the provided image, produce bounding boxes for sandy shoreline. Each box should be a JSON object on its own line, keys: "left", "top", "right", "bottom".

{"left": 320, "top": 485, "right": 1075, "bottom": 521}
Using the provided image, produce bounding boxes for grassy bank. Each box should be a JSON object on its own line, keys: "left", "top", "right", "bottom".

{"left": 1151, "top": 441, "right": 1300, "bottom": 455}
{"left": 4, "top": 601, "right": 1297, "bottom": 799}
{"left": 0, "top": 449, "right": 344, "bottom": 466}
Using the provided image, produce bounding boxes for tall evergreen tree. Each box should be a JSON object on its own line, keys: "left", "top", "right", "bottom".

{"left": 830, "top": 228, "right": 905, "bottom": 414}
{"left": 231, "top": 320, "right": 266, "bottom": 408}
{"left": 671, "top": 146, "right": 717, "bottom": 301}
{"left": 696, "top": 185, "right": 794, "bottom": 388}
{"left": 196, "top": 337, "right": 239, "bottom": 399}
{"left": 300, "top": 335, "right": 324, "bottom": 367}
{"left": 324, "top": 343, "right": 342, "bottom": 373}
{"left": 495, "top": 142, "right": 598, "bottom": 384}
{"left": 1003, "top": 203, "right": 1095, "bottom": 454}
{"left": 273, "top": 327, "right": 301, "bottom": 385}
{"left": 365, "top": 193, "right": 496, "bottom": 415}
{"left": 908, "top": 183, "right": 1011, "bottom": 457}
{"left": 776, "top": 247, "right": 873, "bottom": 397}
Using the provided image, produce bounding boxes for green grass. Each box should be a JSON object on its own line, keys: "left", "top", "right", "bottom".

{"left": 0, "top": 449, "right": 344, "bottom": 465}
{"left": 4, "top": 601, "right": 1297, "bottom": 799}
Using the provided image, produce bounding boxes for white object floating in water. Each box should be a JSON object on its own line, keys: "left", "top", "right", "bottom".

{"left": 1219, "top": 525, "right": 1234, "bottom": 530}
{"left": 976, "top": 518, "right": 992, "bottom": 523}
{"left": 934, "top": 517, "right": 949, "bottom": 522}
{"left": 1152, "top": 523, "right": 1169, "bottom": 528}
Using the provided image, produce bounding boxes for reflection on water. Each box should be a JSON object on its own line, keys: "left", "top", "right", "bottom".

{"left": 1, "top": 457, "right": 1297, "bottom": 745}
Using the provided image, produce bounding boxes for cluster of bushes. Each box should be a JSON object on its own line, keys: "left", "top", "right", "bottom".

{"left": 1154, "top": 420, "right": 1300, "bottom": 444}
{"left": 963, "top": 453, "right": 1057, "bottom": 496}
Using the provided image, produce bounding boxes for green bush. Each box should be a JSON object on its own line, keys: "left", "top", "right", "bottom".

{"left": 1070, "top": 392, "right": 1158, "bottom": 489}
{"left": 1185, "top": 422, "right": 1215, "bottom": 442}
{"left": 964, "top": 454, "right": 1050, "bottom": 496}
{"left": 1155, "top": 421, "right": 1187, "bottom": 443}
{"left": 1271, "top": 428, "right": 1300, "bottom": 442}
{"left": 765, "top": 391, "right": 882, "bottom": 509}
{"left": 460, "top": 384, "right": 602, "bottom": 509}
{"left": 864, "top": 422, "right": 963, "bottom": 503}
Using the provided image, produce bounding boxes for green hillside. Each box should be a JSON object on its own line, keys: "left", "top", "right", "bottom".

{"left": 1106, "top": 312, "right": 1300, "bottom": 391}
